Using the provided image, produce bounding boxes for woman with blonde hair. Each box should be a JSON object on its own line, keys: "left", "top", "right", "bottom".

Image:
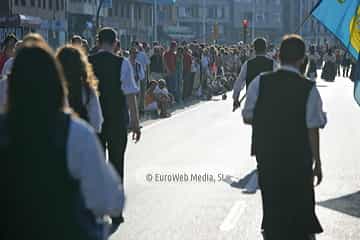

{"left": 56, "top": 45, "right": 103, "bottom": 133}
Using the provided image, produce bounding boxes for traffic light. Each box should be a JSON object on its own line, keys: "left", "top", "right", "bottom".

{"left": 242, "top": 19, "right": 249, "bottom": 43}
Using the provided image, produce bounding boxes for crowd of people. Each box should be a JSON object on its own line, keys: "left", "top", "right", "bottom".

{"left": 0, "top": 26, "right": 357, "bottom": 240}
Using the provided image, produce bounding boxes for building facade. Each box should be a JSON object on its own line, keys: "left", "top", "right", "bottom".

{"left": 173, "top": 0, "right": 233, "bottom": 43}
{"left": 0, "top": 0, "right": 68, "bottom": 47}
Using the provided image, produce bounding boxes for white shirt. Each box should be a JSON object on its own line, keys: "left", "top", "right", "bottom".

{"left": 242, "top": 65, "right": 327, "bottom": 129}
{"left": 121, "top": 58, "right": 139, "bottom": 95}
{"left": 82, "top": 88, "right": 103, "bottom": 133}
{"left": 67, "top": 116, "right": 125, "bottom": 217}
{"left": 1, "top": 57, "right": 14, "bottom": 77}
{"left": 233, "top": 55, "right": 278, "bottom": 100}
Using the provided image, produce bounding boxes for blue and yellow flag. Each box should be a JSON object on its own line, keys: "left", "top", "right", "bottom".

{"left": 312, "top": 0, "right": 360, "bottom": 105}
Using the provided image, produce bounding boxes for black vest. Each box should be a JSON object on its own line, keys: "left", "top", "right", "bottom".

{"left": 253, "top": 70, "right": 314, "bottom": 164}
{"left": 89, "top": 51, "right": 128, "bottom": 130}
{"left": 246, "top": 56, "right": 274, "bottom": 88}
{"left": 0, "top": 113, "right": 89, "bottom": 240}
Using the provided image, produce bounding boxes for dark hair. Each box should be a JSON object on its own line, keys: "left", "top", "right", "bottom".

{"left": 2, "top": 33, "right": 17, "bottom": 49}
{"left": 98, "top": 27, "right": 117, "bottom": 45}
{"left": 253, "top": 38, "right": 267, "bottom": 53}
{"left": 56, "top": 45, "right": 98, "bottom": 121}
{"left": 7, "top": 44, "right": 67, "bottom": 143}
{"left": 279, "top": 34, "right": 306, "bottom": 64}
{"left": 71, "top": 35, "right": 82, "bottom": 44}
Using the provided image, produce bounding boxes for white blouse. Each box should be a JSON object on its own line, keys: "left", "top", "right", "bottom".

{"left": 67, "top": 117, "right": 125, "bottom": 217}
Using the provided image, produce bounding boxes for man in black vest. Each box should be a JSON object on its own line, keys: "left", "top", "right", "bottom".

{"left": 243, "top": 35, "right": 326, "bottom": 240}
{"left": 89, "top": 29, "right": 141, "bottom": 231}
{"left": 232, "top": 38, "right": 277, "bottom": 193}
{"left": 233, "top": 38, "right": 277, "bottom": 110}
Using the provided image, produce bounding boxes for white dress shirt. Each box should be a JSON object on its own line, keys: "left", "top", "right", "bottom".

{"left": 82, "top": 88, "right": 103, "bottom": 133}
{"left": 233, "top": 55, "right": 278, "bottom": 100}
{"left": 121, "top": 58, "right": 139, "bottom": 95}
{"left": 242, "top": 65, "right": 327, "bottom": 129}
{"left": 67, "top": 116, "right": 125, "bottom": 217}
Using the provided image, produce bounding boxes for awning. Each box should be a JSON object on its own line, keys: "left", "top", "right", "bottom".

{"left": 0, "top": 14, "right": 42, "bottom": 27}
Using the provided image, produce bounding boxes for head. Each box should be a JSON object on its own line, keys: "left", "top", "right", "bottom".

{"left": 23, "top": 33, "right": 46, "bottom": 46}
{"left": 309, "top": 45, "right": 315, "bottom": 55}
{"left": 130, "top": 47, "right": 138, "bottom": 60}
{"left": 2, "top": 34, "right": 18, "bottom": 57}
{"left": 170, "top": 41, "right": 177, "bottom": 51}
{"left": 177, "top": 46, "right": 184, "bottom": 55}
{"left": 81, "top": 39, "right": 89, "bottom": 54}
{"left": 252, "top": 38, "right": 267, "bottom": 55}
{"left": 148, "top": 80, "right": 158, "bottom": 90}
{"left": 158, "top": 79, "right": 166, "bottom": 89}
{"left": 71, "top": 35, "right": 83, "bottom": 47}
{"left": 56, "top": 45, "right": 98, "bottom": 120}
{"left": 98, "top": 27, "right": 117, "bottom": 50}
{"left": 279, "top": 34, "right": 306, "bottom": 70}
{"left": 7, "top": 44, "right": 66, "bottom": 125}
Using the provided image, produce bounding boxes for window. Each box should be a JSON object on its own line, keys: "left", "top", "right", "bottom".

{"left": 21, "top": 0, "right": 26, "bottom": 6}
{"left": 61, "top": 0, "right": 64, "bottom": 10}
{"left": 49, "top": 0, "right": 52, "bottom": 9}
{"left": 56, "top": 0, "right": 59, "bottom": 10}
{"left": 15, "top": 0, "right": 19, "bottom": 6}
{"left": 31, "top": 0, "right": 35, "bottom": 6}
{"left": 43, "top": 0, "right": 46, "bottom": 8}
{"left": 108, "top": 8, "right": 113, "bottom": 17}
{"left": 38, "top": 0, "right": 41, "bottom": 7}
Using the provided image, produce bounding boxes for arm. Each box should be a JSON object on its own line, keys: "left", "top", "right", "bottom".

{"left": 87, "top": 89, "right": 104, "bottom": 133}
{"left": 121, "top": 59, "right": 141, "bottom": 142}
{"left": 241, "top": 75, "right": 260, "bottom": 124}
{"left": 308, "top": 128, "right": 322, "bottom": 186}
{"left": 306, "top": 86, "right": 327, "bottom": 185}
{"left": 232, "top": 61, "right": 247, "bottom": 102}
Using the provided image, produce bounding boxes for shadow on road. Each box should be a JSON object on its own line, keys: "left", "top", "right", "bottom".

{"left": 316, "top": 85, "right": 329, "bottom": 88}
{"left": 223, "top": 169, "right": 259, "bottom": 191}
{"left": 317, "top": 191, "right": 360, "bottom": 218}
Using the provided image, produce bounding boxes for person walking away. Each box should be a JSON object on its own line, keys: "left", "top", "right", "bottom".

{"left": 88, "top": 27, "right": 141, "bottom": 232}
{"left": 163, "top": 41, "right": 177, "bottom": 100}
{"left": 335, "top": 49, "right": 342, "bottom": 76}
{"left": 232, "top": 38, "right": 278, "bottom": 193}
{"left": 321, "top": 49, "right": 337, "bottom": 82}
{"left": 150, "top": 46, "right": 164, "bottom": 81}
{"left": 307, "top": 45, "right": 320, "bottom": 81}
{"left": 56, "top": 45, "right": 104, "bottom": 133}
{"left": 342, "top": 52, "right": 351, "bottom": 78}
{"left": 1, "top": 44, "right": 124, "bottom": 240}
{"left": 243, "top": 34, "right": 326, "bottom": 240}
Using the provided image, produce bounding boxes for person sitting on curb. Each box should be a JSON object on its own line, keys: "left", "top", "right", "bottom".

{"left": 144, "top": 80, "right": 171, "bottom": 118}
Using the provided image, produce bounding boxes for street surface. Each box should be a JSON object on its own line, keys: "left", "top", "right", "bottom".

{"left": 112, "top": 74, "right": 360, "bottom": 240}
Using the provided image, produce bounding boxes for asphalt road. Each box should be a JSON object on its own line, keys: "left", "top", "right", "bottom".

{"left": 111, "top": 75, "right": 360, "bottom": 240}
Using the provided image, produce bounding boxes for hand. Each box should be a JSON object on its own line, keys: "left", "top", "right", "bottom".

{"left": 129, "top": 122, "right": 141, "bottom": 143}
{"left": 233, "top": 100, "right": 240, "bottom": 112}
{"left": 313, "top": 162, "right": 323, "bottom": 186}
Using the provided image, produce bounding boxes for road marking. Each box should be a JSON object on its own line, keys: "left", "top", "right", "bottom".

{"left": 142, "top": 102, "right": 211, "bottom": 131}
{"left": 219, "top": 201, "right": 246, "bottom": 232}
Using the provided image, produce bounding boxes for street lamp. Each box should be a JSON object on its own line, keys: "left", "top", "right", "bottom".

{"left": 96, "top": 0, "right": 105, "bottom": 30}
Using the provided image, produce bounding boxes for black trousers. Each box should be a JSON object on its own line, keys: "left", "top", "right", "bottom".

{"left": 99, "top": 126, "right": 128, "bottom": 181}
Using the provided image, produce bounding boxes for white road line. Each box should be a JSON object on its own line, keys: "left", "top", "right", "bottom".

{"left": 219, "top": 201, "right": 246, "bottom": 232}
{"left": 142, "top": 102, "right": 211, "bottom": 131}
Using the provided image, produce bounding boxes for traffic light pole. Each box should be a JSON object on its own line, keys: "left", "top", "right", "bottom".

{"left": 96, "top": 0, "right": 105, "bottom": 30}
